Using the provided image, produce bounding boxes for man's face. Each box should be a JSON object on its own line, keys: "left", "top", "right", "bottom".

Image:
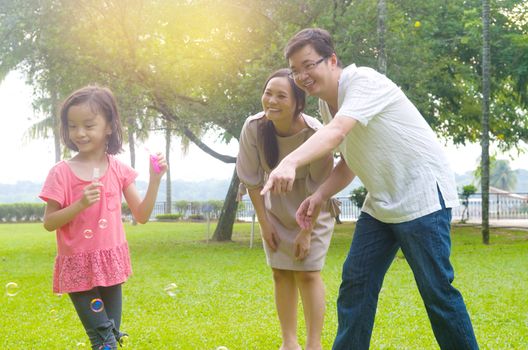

{"left": 288, "top": 44, "right": 333, "bottom": 98}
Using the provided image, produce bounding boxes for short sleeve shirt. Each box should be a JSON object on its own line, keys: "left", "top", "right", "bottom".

{"left": 319, "top": 64, "right": 459, "bottom": 223}
{"left": 39, "top": 155, "right": 137, "bottom": 293}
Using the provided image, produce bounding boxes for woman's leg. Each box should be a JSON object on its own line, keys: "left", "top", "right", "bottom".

{"left": 69, "top": 287, "right": 118, "bottom": 350}
{"left": 295, "top": 271, "right": 325, "bottom": 350}
{"left": 272, "top": 268, "right": 301, "bottom": 350}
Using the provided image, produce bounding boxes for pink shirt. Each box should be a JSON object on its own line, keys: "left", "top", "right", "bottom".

{"left": 39, "top": 155, "right": 138, "bottom": 293}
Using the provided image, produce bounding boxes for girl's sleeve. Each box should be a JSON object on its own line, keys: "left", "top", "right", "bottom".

{"left": 236, "top": 118, "right": 264, "bottom": 189}
{"left": 39, "top": 166, "right": 66, "bottom": 206}
{"left": 119, "top": 162, "right": 139, "bottom": 190}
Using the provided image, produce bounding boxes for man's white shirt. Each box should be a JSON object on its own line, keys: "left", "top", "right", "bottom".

{"left": 319, "top": 64, "right": 459, "bottom": 223}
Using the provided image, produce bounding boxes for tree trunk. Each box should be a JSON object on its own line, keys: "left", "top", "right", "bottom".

{"left": 153, "top": 104, "right": 238, "bottom": 239}
{"left": 126, "top": 121, "right": 137, "bottom": 225}
{"left": 377, "top": 0, "right": 387, "bottom": 75}
{"left": 212, "top": 168, "right": 240, "bottom": 241}
{"left": 127, "top": 119, "right": 136, "bottom": 169}
{"left": 52, "top": 90, "right": 61, "bottom": 162}
{"left": 165, "top": 124, "right": 172, "bottom": 214}
{"left": 481, "top": 0, "right": 490, "bottom": 244}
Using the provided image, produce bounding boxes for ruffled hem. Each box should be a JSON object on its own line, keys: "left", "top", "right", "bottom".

{"left": 53, "top": 242, "right": 132, "bottom": 293}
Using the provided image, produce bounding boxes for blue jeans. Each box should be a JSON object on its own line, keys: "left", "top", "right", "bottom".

{"left": 333, "top": 194, "right": 479, "bottom": 350}
{"left": 69, "top": 284, "right": 126, "bottom": 350}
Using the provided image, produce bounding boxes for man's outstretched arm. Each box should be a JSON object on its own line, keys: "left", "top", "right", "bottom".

{"left": 261, "top": 115, "right": 357, "bottom": 195}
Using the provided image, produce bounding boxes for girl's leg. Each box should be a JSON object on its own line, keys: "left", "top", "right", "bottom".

{"left": 272, "top": 268, "right": 301, "bottom": 350}
{"left": 69, "top": 287, "right": 118, "bottom": 350}
{"left": 295, "top": 271, "right": 325, "bottom": 350}
{"left": 99, "top": 284, "right": 127, "bottom": 343}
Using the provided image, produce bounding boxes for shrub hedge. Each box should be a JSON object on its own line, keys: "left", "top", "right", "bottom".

{"left": 0, "top": 203, "right": 46, "bottom": 222}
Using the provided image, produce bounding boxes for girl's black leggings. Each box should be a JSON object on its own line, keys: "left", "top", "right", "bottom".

{"left": 69, "top": 284, "right": 125, "bottom": 350}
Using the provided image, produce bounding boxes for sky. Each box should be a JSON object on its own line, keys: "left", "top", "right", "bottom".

{"left": 0, "top": 70, "right": 526, "bottom": 185}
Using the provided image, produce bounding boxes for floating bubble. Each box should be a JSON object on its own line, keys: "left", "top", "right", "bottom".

{"left": 49, "top": 309, "right": 59, "bottom": 321}
{"left": 164, "top": 283, "right": 178, "bottom": 297}
{"left": 216, "top": 347, "right": 229, "bottom": 350}
{"left": 90, "top": 298, "right": 104, "bottom": 313}
{"left": 5, "top": 282, "right": 19, "bottom": 296}
{"left": 76, "top": 342, "right": 86, "bottom": 348}
{"left": 84, "top": 229, "right": 94, "bottom": 239}
{"left": 119, "top": 335, "right": 129, "bottom": 347}
{"left": 98, "top": 219, "right": 108, "bottom": 229}
{"left": 55, "top": 293, "right": 63, "bottom": 298}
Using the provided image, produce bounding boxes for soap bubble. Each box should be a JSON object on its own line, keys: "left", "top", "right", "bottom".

{"left": 90, "top": 298, "right": 104, "bottom": 312}
{"left": 164, "top": 283, "right": 178, "bottom": 297}
{"left": 119, "top": 335, "right": 129, "bottom": 347}
{"left": 98, "top": 219, "right": 108, "bottom": 229}
{"left": 49, "top": 309, "right": 59, "bottom": 321}
{"left": 5, "top": 282, "right": 19, "bottom": 296}
{"left": 83, "top": 229, "right": 94, "bottom": 239}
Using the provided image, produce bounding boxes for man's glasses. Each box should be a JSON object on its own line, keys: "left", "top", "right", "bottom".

{"left": 288, "top": 56, "right": 329, "bottom": 79}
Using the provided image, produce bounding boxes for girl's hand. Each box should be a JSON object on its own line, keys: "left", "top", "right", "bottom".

{"left": 149, "top": 153, "right": 168, "bottom": 178}
{"left": 294, "top": 229, "right": 311, "bottom": 260}
{"left": 80, "top": 183, "right": 103, "bottom": 208}
{"left": 260, "top": 221, "right": 280, "bottom": 251}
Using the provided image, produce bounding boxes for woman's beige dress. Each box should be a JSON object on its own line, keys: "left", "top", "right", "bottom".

{"left": 236, "top": 112, "right": 336, "bottom": 271}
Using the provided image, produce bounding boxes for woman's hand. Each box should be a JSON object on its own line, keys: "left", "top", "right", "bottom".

{"left": 294, "top": 229, "right": 311, "bottom": 260}
{"left": 260, "top": 220, "right": 280, "bottom": 251}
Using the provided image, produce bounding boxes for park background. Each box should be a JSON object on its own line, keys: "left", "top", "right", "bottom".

{"left": 1, "top": 0, "right": 527, "bottom": 349}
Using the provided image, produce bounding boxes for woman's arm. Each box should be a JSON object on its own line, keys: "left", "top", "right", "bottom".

{"left": 247, "top": 187, "right": 280, "bottom": 251}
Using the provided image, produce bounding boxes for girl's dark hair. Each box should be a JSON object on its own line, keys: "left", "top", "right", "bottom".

{"left": 260, "top": 68, "right": 306, "bottom": 169}
{"left": 59, "top": 85, "right": 123, "bottom": 154}
{"left": 284, "top": 28, "right": 342, "bottom": 67}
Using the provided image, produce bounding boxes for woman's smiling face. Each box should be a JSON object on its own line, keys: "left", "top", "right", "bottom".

{"left": 261, "top": 76, "right": 296, "bottom": 124}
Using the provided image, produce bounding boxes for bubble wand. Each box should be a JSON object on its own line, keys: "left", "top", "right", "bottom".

{"left": 144, "top": 147, "right": 161, "bottom": 174}
{"left": 92, "top": 167, "right": 101, "bottom": 183}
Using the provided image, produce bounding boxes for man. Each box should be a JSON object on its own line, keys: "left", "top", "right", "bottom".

{"left": 261, "top": 28, "right": 479, "bottom": 350}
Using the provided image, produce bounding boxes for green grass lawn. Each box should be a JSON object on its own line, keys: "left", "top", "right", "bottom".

{"left": 1, "top": 221, "right": 527, "bottom": 349}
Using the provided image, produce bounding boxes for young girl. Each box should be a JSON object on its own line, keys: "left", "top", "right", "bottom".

{"left": 39, "top": 85, "right": 166, "bottom": 350}
{"left": 236, "top": 69, "right": 336, "bottom": 350}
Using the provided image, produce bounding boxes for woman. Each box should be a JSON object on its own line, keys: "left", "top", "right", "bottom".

{"left": 236, "top": 69, "right": 336, "bottom": 350}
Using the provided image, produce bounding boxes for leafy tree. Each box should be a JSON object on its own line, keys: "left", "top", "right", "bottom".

{"left": 350, "top": 186, "right": 368, "bottom": 209}
{"left": 459, "top": 184, "right": 477, "bottom": 223}
{"left": 2, "top": 0, "right": 527, "bottom": 243}
{"left": 490, "top": 159, "right": 517, "bottom": 191}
